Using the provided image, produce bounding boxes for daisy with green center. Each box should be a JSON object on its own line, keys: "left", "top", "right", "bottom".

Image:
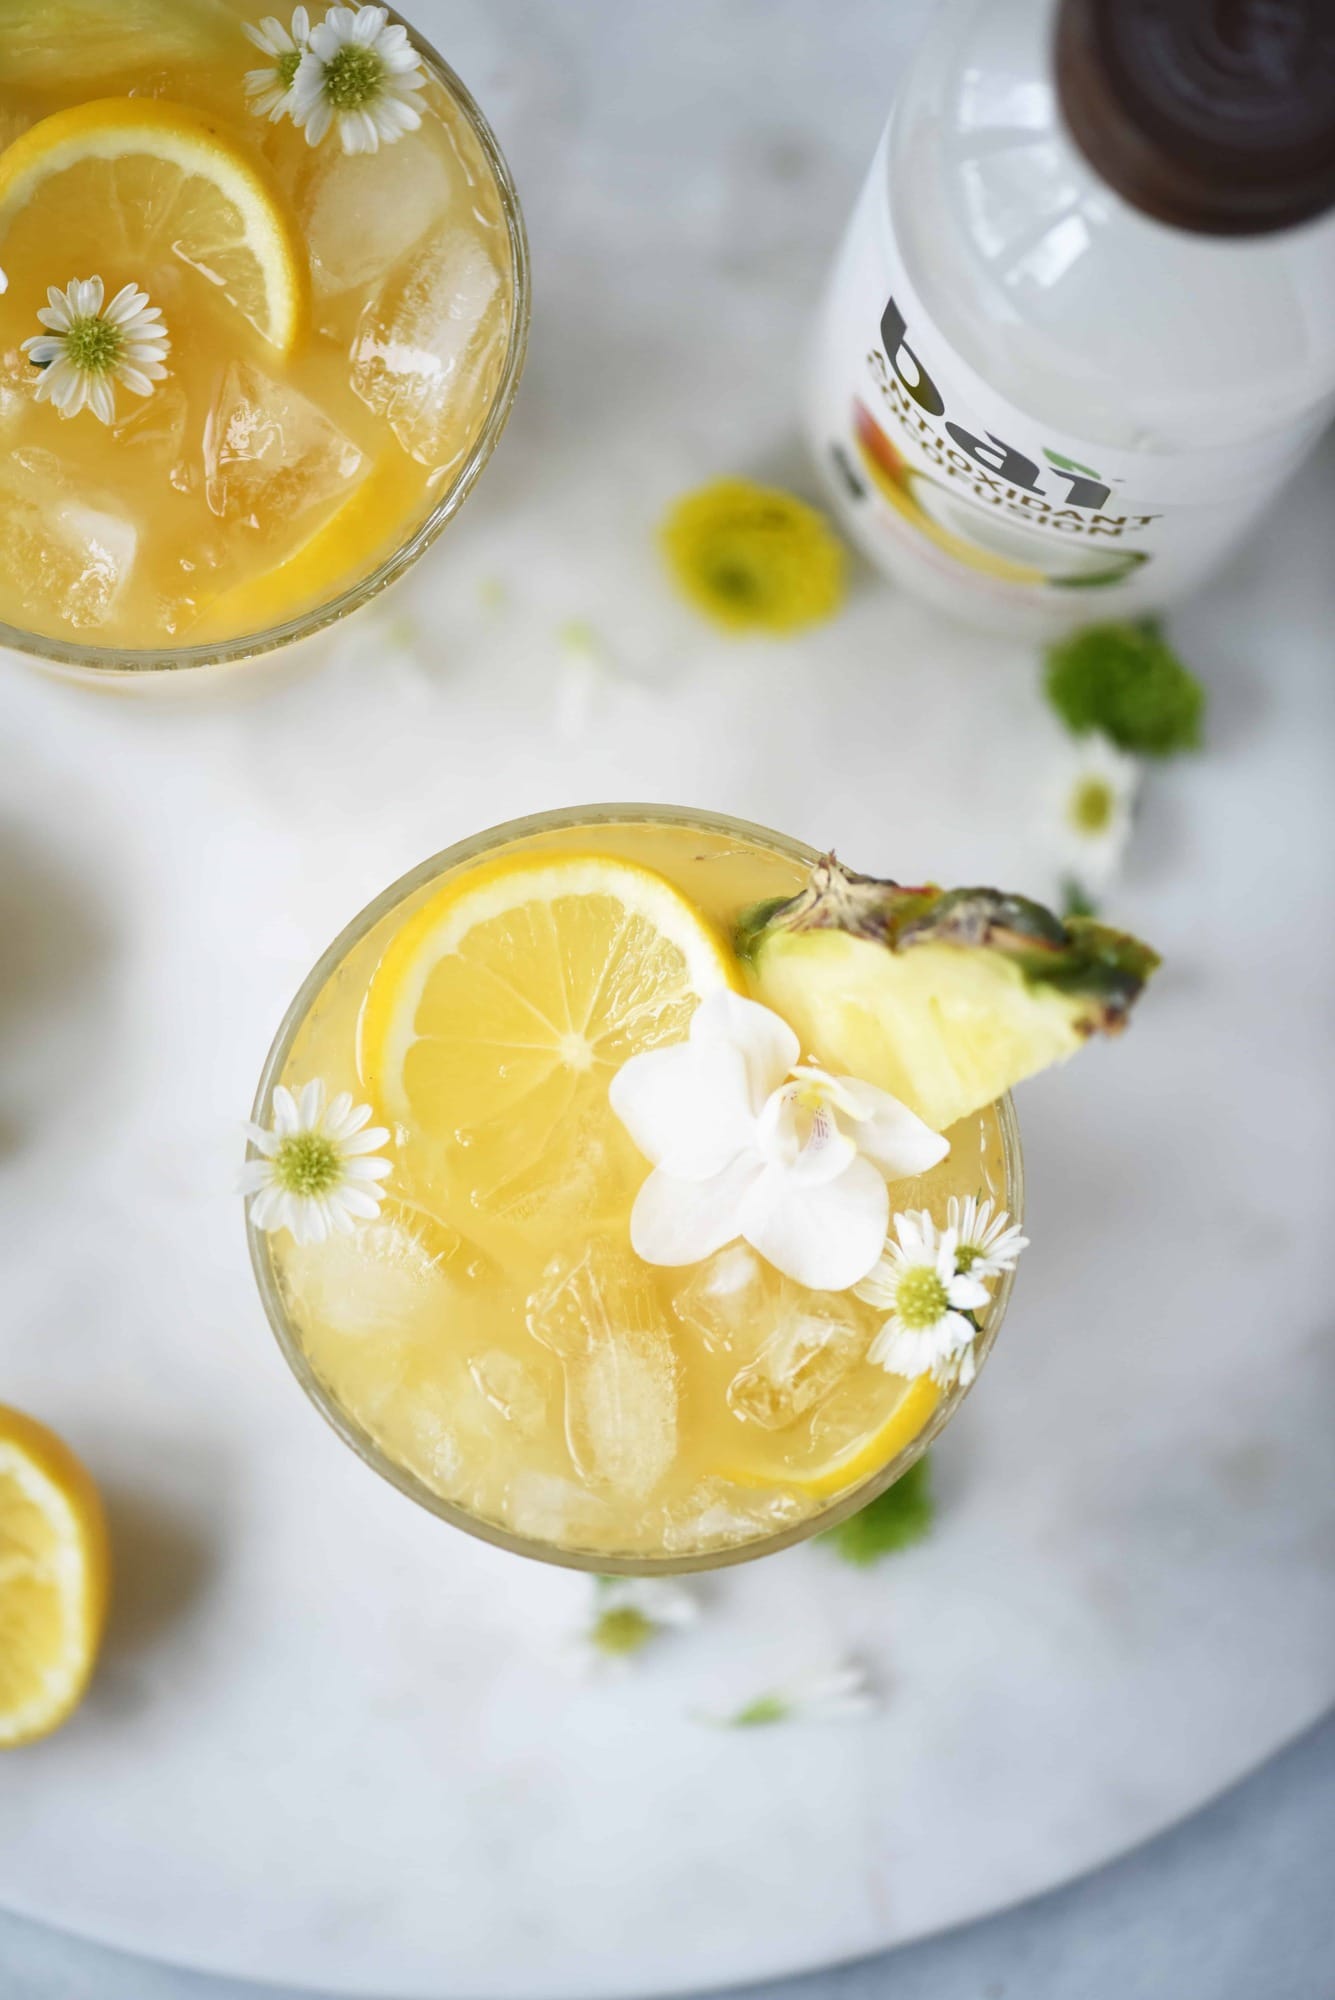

{"left": 855, "top": 1210, "right": 991, "bottom": 1388}
{"left": 1048, "top": 732, "right": 1140, "bottom": 892}
{"left": 241, "top": 1079, "right": 392, "bottom": 1245}
{"left": 579, "top": 1577, "right": 699, "bottom": 1671}
{"left": 242, "top": 7, "right": 312, "bottom": 123}
{"left": 22, "top": 277, "right": 170, "bottom": 426}
{"left": 947, "top": 1195, "right": 1028, "bottom": 1280}
{"left": 290, "top": 5, "right": 427, "bottom": 155}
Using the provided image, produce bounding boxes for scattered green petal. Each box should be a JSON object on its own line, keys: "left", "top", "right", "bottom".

{"left": 1043, "top": 622, "right": 1205, "bottom": 758}
{"left": 821, "top": 1455, "right": 934, "bottom": 1567}
{"left": 728, "top": 1694, "right": 790, "bottom": 1728}
{"left": 661, "top": 477, "right": 847, "bottom": 635}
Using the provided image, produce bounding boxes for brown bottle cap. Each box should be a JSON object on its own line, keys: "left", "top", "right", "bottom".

{"left": 1056, "top": 0, "right": 1335, "bottom": 236}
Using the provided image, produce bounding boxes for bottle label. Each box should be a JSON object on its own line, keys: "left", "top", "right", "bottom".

{"left": 810, "top": 134, "right": 1322, "bottom": 613}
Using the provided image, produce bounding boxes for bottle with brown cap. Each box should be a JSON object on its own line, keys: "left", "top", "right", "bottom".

{"left": 808, "top": 0, "right": 1335, "bottom": 637}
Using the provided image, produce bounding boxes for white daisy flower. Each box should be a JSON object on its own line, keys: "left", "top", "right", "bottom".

{"left": 241, "top": 1079, "right": 392, "bottom": 1245}
{"left": 946, "top": 1195, "right": 1029, "bottom": 1281}
{"left": 579, "top": 1576, "right": 700, "bottom": 1670}
{"left": 1048, "top": 732, "right": 1140, "bottom": 892}
{"left": 855, "top": 1209, "right": 991, "bottom": 1386}
{"left": 0, "top": 268, "right": 7, "bottom": 295}
{"left": 610, "top": 990, "right": 948, "bottom": 1293}
{"left": 290, "top": 4, "right": 427, "bottom": 155}
{"left": 21, "top": 277, "right": 170, "bottom": 426}
{"left": 242, "top": 7, "right": 312, "bottom": 123}
{"left": 718, "top": 1662, "right": 879, "bottom": 1728}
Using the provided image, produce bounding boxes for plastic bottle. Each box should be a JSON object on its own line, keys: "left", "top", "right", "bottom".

{"left": 808, "top": 0, "right": 1335, "bottom": 638}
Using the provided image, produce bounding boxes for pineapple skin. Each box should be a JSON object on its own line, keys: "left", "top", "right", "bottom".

{"left": 736, "top": 857, "right": 1159, "bottom": 1131}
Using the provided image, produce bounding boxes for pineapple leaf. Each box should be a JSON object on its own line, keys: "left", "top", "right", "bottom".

{"left": 822, "top": 1456, "right": 934, "bottom": 1566}
{"left": 1044, "top": 622, "right": 1205, "bottom": 757}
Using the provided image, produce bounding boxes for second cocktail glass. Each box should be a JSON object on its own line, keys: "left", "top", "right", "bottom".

{"left": 0, "top": 0, "right": 528, "bottom": 683}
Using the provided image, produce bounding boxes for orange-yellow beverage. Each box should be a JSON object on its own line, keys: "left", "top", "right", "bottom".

{"left": 0, "top": 0, "right": 523, "bottom": 655}
{"left": 248, "top": 810, "right": 1023, "bottom": 1569}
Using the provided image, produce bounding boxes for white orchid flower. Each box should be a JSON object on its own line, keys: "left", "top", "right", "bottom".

{"left": 609, "top": 991, "right": 948, "bottom": 1292}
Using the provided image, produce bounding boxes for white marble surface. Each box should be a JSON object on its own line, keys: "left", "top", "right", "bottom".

{"left": 3, "top": 1716, "right": 1332, "bottom": 2000}
{"left": 1, "top": 3, "right": 1333, "bottom": 1996}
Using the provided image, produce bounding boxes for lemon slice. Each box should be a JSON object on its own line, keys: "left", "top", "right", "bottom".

{"left": 191, "top": 459, "right": 406, "bottom": 642}
{"left": 361, "top": 853, "right": 740, "bottom": 1207}
{"left": 718, "top": 1374, "right": 939, "bottom": 1501}
{"left": 791, "top": 1375, "right": 939, "bottom": 1498}
{"left": 0, "top": 1405, "right": 110, "bottom": 1749}
{"left": 0, "top": 100, "right": 305, "bottom": 353}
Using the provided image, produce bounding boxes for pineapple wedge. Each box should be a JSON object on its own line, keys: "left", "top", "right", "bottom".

{"left": 738, "top": 856, "right": 1159, "bottom": 1131}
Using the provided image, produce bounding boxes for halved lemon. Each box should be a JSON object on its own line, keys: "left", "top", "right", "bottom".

{"left": 0, "top": 1405, "right": 110, "bottom": 1749}
{"left": 360, "top": 852, "right": 740, "bottom": 1186}
{"left": 0, "top": 99, "right": 305, "bottom": 353}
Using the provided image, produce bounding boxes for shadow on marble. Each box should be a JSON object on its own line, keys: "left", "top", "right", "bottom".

{"left": 98, "top": 1486, "right": 217, "bottom": 1667}
{"left": 0, "top": 817, "right": 115, "bottom": 1156}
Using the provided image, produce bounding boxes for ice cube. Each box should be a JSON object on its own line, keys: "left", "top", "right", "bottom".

{"left": 727, "top": 1289, "right": 872, "bottom": 1430}
{"left": 468, "top": 1349, "right": 548, "bottom": 1438}
{"left": 303, "top": 127, "right": 453, "bottom": 300}
{"left": 280, "top": 1214, "right": 455, "bottom": 1346}
{"left": 658, "top": 1478, "right": 808, "bottom": 1555}
{"left": 0, "top": 457, "right": 137, "bottom": 630}
{"left": 672, "top": 1243, "right": 769, "bottom": 1354}
{"left": 527, "top": 1239, "right": 678, "bottom": 1502}
{"left": 349, "top": 224, "right": 506, "bottom": 470}
{"left": 503, "top": 1472, "right": 615, "bottom": 1548}
{"left": 115, "top": 377, "right": 190, "bottom": 479}
{"left": 203, "top": 362, "right": 365, "bottom": 551}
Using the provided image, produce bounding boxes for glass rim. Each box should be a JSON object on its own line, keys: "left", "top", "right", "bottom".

{"left": 0, "top": 4, "right": 530, "bottom": 677}
{"left": 247, "top": 803, "right": 1025, "bottom": 1576}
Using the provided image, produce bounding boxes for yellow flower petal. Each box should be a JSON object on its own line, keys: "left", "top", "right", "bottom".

{"left": 660, "top": 478, "right": 847, "bottom": 634}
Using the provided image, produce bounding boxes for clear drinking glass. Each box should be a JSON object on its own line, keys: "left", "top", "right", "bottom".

{"left": 0, "top": 6, "right": 529, "bottom": 687}
{"left": 247, "top": 805, "right": 1024, "bottom": 1575}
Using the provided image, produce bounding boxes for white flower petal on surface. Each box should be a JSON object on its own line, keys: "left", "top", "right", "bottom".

{"left": 609, "top": 1038, "right": 755, "bottom": 1182}
{"left": 717, "top": 1660, "right": 879, "bottom": 1727}
{"left": 629, "top": 1152, "right": 766, "bottom": 1267}
{"left": 739, "top": 1152, "right": 889, "bottom": 1291}
{"left": 1045, "top": 731, "right": 1140, "bottom": 892}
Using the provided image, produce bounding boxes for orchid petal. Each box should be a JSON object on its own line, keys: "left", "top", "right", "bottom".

{"left": 784, "top": 1098, "right": 858, "bottom": 1185}
{"left": 739, "top": 1153, "right": 888, "bottom": 1291}
{"left": 830, "top": 1075, "right": 950, "bottom": 1178}
{"left": 689, "top": 990, "right": 799, "bottom": 1110}
{"left": 629, "top": 1152, "right": 765, "bottom": 1266}
{"left": 609, "top": 1037, "right": 755, "bottom": 1181}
